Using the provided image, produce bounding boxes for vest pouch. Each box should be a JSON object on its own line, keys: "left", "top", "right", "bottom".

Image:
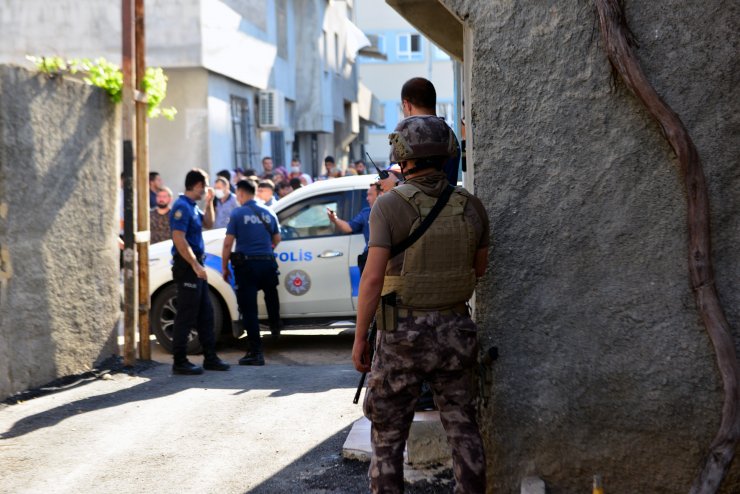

{"left": 375, "top": 293, "right": 398, "bottom": 332}
{"left": 384, "top": 270, "right": 476, "bottom": 309}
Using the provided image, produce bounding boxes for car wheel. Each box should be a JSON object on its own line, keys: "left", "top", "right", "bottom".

{"left": 150, "top": 284, "right": 223, "bottom": 355}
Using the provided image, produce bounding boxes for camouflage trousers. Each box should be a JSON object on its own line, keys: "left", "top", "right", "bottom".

{"left": 363, "top": 311, "right": 486, "bottom": 494}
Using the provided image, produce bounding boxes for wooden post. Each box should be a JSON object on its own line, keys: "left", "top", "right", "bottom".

{"left": 134, "top": 0, "right": 151, "bottom": 360}
{"left": 121, "top": 0, "right": 137, "bottom": 367}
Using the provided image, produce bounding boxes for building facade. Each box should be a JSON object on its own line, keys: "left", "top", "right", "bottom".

{"left": 355, "top": 0, "right": 455, "bottom": 168}
{"left": 0, "top": 0, "right": 381, "bottom": 190}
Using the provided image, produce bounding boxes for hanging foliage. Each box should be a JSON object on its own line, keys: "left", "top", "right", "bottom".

{"left": 26, "top": 55, "right": 176, "bottom": 120}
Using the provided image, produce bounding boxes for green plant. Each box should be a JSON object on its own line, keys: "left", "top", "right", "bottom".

{"left": 26, "top": 55, "right": 176, "bottom": 120}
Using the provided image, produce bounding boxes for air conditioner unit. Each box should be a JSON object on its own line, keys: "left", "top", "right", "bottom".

{"left": 258, "top": 90, "right": 284, "bottom": 130}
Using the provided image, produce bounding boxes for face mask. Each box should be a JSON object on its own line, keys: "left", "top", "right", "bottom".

{"left": 214, "top": 189, "right": 225, "bottom": 199}
{"left": 291, "top": 166, "right": 301, "bottom": 173}
{"left": 156, "top": 202, "right": 168, "bottom": 209}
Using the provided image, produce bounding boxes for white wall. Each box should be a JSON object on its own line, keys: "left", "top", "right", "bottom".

{"left": 355, "top": 0, "right": 411, "bottom": 30}
{"left": 0, "top": 0, "right": 202, "bottom": 68}
{"left": 148, "top": 68, "right": 209, "bottom": 195}
{"left": 200, "top": 0, "right": 277, "bottom": 90}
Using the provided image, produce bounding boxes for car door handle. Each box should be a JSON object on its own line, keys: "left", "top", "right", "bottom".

{"left": 317, "top": 250, "right": 344, "bottom": 259}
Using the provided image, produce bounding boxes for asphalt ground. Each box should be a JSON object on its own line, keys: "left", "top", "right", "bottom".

{"left": 0, "top": 330, "right": 453, "bottom": 494}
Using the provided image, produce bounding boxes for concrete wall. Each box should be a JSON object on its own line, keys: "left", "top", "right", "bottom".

{"left": 0, "top": 66, "right": 120, "bottom": 401}
{"left": 431, "top": 0, "right": 740, "bottom": 491}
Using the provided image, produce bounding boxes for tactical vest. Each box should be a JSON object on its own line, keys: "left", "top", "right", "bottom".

{"left": 381, "top": 183, "right": 477, "bottom": 309}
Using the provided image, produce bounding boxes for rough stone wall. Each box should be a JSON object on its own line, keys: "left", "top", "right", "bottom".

{"left": 438, "top": 1, "right": 740, "bottom": 492}
{"left": 0, "top": 66, "right": 120, "bottom": 401}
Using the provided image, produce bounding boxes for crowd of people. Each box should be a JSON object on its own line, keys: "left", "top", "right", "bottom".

{"left": 143, "top": 154, "right": 379, "bottom": 245}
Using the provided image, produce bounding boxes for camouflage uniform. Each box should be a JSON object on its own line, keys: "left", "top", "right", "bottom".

{"left": 363, "top": 311, "right": 486, "bottom": 493}
{"left": 362, "top": 114, "right": 488, "bottom": 493}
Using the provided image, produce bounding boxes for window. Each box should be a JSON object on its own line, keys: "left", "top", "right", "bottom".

{"left": 376, "top": 35, "right": 386, "bottom": 54}
{"left": 278, "top": 193, "right": 344, "bottom": 239}
{"left": 270, "top": 131, "right": 285, "bottom": 170}
{"left": 230, "top": 96, "right": 253, "bottom": 170}
{"left": 397, "top": 33, "right": 422, "bottom": 60}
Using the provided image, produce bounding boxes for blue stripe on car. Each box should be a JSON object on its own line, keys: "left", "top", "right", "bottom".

{"left": 349, "top": 266, "right": 361, "bottom": 297}
{"left": 204, "top": 254, "right": 235, "bottom": 288}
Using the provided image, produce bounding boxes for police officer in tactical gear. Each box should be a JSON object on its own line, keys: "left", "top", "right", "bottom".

{"left": 169, "top": 168, "right": 231, "bottom": 375}
{"left": 221, "top": 180, "right": 282, "bottom": 366}
{"left": 353, "top": 115, "right": 490, "bottom": 493}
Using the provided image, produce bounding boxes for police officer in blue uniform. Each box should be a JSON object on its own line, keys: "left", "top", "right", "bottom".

{"left": 221, "top": 180, "right": 282, "bottom": 366}
{"left": 169, "top": 169, "right": 231, "bottom": 375}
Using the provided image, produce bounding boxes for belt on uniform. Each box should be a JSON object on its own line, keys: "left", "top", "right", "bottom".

{"left": 396, "top": 302, "right": 469, "bottom": 318}
{"left": 174, "top": 253, "right": 205, "bottom": 264}
{"left": 242, "top": 255, "right": 274, "bottom": 261}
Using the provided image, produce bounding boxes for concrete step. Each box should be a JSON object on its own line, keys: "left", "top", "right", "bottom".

{"left": 342, "top": 411, "right": 453, "bottom": 484}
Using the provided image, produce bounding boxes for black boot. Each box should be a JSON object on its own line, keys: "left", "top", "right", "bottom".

{"left": 269, "top": 320, "right": 284, "bottom": 340}
{"left": 172, "top": 359, "right": 204, "bottom": 375}
{"left": 203, "top": 351, "right": 231, "bottom": 371}
{"left": 238, "top": 350, "right": 265, "bottom": 366}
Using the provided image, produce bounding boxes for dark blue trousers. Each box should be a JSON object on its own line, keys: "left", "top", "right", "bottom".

{"left": 234, "top": 259, "right": 280, "bottom": 352}
{"left": 172, "top": 257, "right": 215, "bottom": 362}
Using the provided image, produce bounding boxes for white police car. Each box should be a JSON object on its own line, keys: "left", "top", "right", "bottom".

{"left": 148, "top": 174, "right": 377, "bottom": 353}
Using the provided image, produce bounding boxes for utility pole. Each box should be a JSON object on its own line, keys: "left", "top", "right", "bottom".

{"left": 134, "top": 0, "right": 151, "bottom": 360}
{"left": 121, "top": 0, "right": 137, "bottom": 367}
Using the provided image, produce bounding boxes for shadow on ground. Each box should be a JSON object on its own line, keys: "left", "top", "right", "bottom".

{"left": 0, "top": 354, "right": 358, "bottom": 440}
{"left": 245, "top": 424, "right": 454, "bottom": 494}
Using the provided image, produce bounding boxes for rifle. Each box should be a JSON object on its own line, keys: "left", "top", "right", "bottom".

{"left": 352, "top": 318, "right": 377, "bottom": 404}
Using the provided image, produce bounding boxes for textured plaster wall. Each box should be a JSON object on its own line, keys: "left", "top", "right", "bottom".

{"left": 0, "top": 66, "right": 120, "bottom": 401}
{"left": 437, "top": 1, "right": 740, "bottom": 492}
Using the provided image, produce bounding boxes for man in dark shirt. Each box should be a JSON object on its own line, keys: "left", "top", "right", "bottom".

{"left": 149, "top": 171, "right": 163, "bottom": 208}
{"left": 400, "top": 77, "right": 461, "bottom": 185}
{"left": 149, "top": 186, "right": 172, "bottom": 244}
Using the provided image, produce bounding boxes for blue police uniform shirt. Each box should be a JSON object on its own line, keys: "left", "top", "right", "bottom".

{"left": 226, "top": 199, "right": 280, "bottom": 256}
{"left": 348, "top": 207, "right": 371, "bottom": 252}
{"left": 170, "top": 194, "right": 205, "bottom": 257}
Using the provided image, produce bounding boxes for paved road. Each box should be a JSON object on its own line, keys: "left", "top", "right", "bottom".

{"left": 0, "top": 330, "right": 452, "bottom": 494}
{"left": 0, "top": 330, "right": 367, "bottom": 493}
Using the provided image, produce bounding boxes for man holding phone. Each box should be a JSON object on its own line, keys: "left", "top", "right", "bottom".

{"left": 327, "top": 183, "right": 380, "bottom": 273}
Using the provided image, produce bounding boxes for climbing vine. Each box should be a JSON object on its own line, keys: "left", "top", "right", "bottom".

{"left": 26, "top": 56, "right": 177, "bottom": 120}
{"left": 593, "top": 2, "right": 739, "bottom": 493}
